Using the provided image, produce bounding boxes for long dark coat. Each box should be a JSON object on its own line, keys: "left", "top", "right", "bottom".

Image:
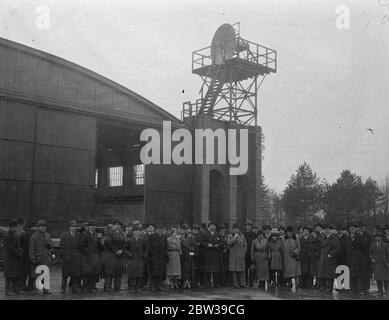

{"left": 103, "top": 230, "right": 126, "bottom": 275}
{"left": 347, "top": 233, "right": 367, "bottom": 278}
{"left": 146, "top": 232, "right": 168, "bottom": 277}
{"left": 359, "top": 231, "right": 373, "bottom": 279}
{"left": 318, "top": 234, "right": 341, "bottom": 279}
{"left": 309, "top": 237, "right": 321, "bottom": 276}
{"left": 124, "top": 236, "right": 146, "bottom": 278}
{"left": 299, "top": 236, "right": 312, "bottom": 275}
{"left": 59, "top": 231, "right": 81, "bottom": 278}
{"left": 227, "top": 233, "right": 247, "bottom": 272}
{"left": 243, "top": 231, "right": 256, "bottom": 267}
{"left": 16, "top": 229, "right": 31, "bottom": 277}
{"left": 4, "top": 231, "right": 23, "bottom": 279}
{"left": 198, "top": 231, "right": 221, "bottom": 273}
{"left": 369, "top": 241, "right": 389, "bottom": 280}
{"left": 219, "top": 233, "right": 229, "bottom": 273}
{"left": 79, "top": 230, "right": 101, "bottom": 276}
{"left": 337, "top": 234, "right": 349, "bottom": 266}
{"left": 29, "top": 231, "right": 52, "bottom": 277}
{"left": 180, "top": 237, "right": 196, "bottom": 280}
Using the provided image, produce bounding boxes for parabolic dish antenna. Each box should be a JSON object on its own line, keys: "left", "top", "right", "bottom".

{"left": 211, "top": 23, "right": 237, "bottom": 65}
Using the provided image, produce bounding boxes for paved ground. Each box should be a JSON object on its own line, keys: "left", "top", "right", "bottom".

{"left": 0, "top": 266, "right": 387, "bottom": 300}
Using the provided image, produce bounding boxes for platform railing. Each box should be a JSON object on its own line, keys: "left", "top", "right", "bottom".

{"left": 182, "top": 99, "right": 203, "bottom": 120}
{"left": 192, "top": 36, "right": 277, "bottom": 74}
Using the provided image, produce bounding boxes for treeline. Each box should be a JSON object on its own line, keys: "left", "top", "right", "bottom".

{"left": 261, "top": 163, "right": 389, "bottom": 228}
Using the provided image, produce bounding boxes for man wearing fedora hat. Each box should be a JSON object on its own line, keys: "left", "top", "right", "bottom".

{"left": 347, "top": 222, "right": 366, "bottom": 295}
{"left": 357, "top": 221, "right": 373, "bottom": 294}
{"left": 79, "top": 221, "right": 101, "bottom": 293}
{"left": 59, "top": 220, "right": 82, "bottom": 294}
{"left": 4, "top": 220, "right": 24, "bottom": 295}
{"left": 29, "top": 219, "right": 52, "bottom": 294}
{"left": 103, "top": 219, "right": 126, "bottom": 292}
{"left": 369, "top": 230, "right": 389, "bottom": 297}
{"left": 318, "top": 224, "right": 340, "bottom": 293}
{"left": 243, "top": 221, "right": 256, "bottom": 287}
{"left": 198, "top": 222, "right": 222, "bottom": 288}
{"left": 146, "top": 223, "right": 168, "bottom": 292}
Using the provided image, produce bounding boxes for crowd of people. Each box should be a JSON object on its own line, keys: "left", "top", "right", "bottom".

{"left": 3, "top": 217, "right": 389, "bottom": 298}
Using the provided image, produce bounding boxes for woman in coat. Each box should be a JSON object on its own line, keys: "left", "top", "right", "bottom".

{"left": 4, "top": 220, "right": 23, "bottom": 295}
{"left": 227, "top": 223, "right": 247, "bottom": 288}
{"left": 103, "top": 220, "right": 126, "bottom": 292}
{"left": 250, "top": 230, "right": 269, "bottom": 288}
{"left": 282, "top": 226, "right": 301, "bottom": 287}
{"left": 166, "top": 228, "right": 182, "bottom": 289}
{"left": 124, "top": 225, "right": 146, "bottom": 293}
{"left": 369, "top": 231, "right": 389, "bottom": 297}
{"left": 268, "top": 230, "right": 283, "bottom": 287}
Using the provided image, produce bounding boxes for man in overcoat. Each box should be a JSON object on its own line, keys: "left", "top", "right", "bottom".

{"left": 347, "top": 222, "right": 366, "bottom": 295}
{"left": 79, "top": 221, "right": 101, "bottom": 293}
{"left": 4, "top": 220, "right": 23, "bottom": 295}
{"left": 318, "top": 224, "right": 341, "bottom": 293}
{"left": 59, "top": 220, "right": 81, "bottom": 293}
{"left": 369, "top": 230, "right": 389, "bottom": 297}
{"left": 124, "top": 225, "right": 146, "bottom": 293}
{"left": 218, "top": 223, "right": 230, "bottom": 287}
{"left": 103, "top": 220, "right": 126, "bottom": 291}
{"left": 146, "top": 223, "right": 168, "bottom": 291}
{"left": 357, "top": 221, "right": 373, "bottom": 294}
{"left": 227, "top": 223, "right": 247, "bottom": 288}
{"left": 29, "top": 219, "right": 52, "bottom": 294}
{"left": 300, "top": 227, "right": 313, "bottom": 289}
{"left": 243, "top": 221, "right": 256, "bottom": 287}
{"left": 198, "top": 222, "right": 222, "bottom": 288}
{"left": 16, "top": 217, "right": 31, "bottom": 291}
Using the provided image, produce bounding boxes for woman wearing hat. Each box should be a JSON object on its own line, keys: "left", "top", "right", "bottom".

{"left": 250, "top": 230, "right": 270, "bottom": 289}
{"left": 166, "top": 228, "right": 182, "bottom": 289}
{"left": 282, "top": 227, "right": 301, "bottom": 288}
{"left": 4, "top": 220, "right": 23, "bottom": 295}
{"left": 103, "top": 220, "right": 126, "bottom": 292}
{"left": 268, "top": 229, "right": 283, "bottom": 287}
{"left": 369, "top": 230, "right": 389, "bottom": 297}
{"left": 227, "top": 223, "right": 247, "bottom": 288}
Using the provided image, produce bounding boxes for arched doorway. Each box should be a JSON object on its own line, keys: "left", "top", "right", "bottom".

{"left": 209, "top": 169, "right": 225, "bottom": 225}
{"left": 237, "top": 175, "right": 249, "bottom": 226}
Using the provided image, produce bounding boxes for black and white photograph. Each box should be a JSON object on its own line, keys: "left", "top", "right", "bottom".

{"left": 0, "top": 0, "right": 389, "bottom": 307}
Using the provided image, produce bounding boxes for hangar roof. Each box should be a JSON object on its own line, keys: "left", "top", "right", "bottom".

{"left": 0, "top": 37, "right": 182, "bottom": 128}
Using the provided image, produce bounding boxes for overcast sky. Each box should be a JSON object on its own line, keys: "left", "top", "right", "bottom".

{"left": 1, "top": 0, "right": 388, "bottom": 192}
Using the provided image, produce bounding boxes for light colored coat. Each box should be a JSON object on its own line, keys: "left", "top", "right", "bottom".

{"left": 282, "top": 236, "right": 301, "bottom": 278}
{"left": 166, "top": 236, "right": 182, "bottom": 277}
{"left": 227, "top": 233, "right": 247, "bottom": 272}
